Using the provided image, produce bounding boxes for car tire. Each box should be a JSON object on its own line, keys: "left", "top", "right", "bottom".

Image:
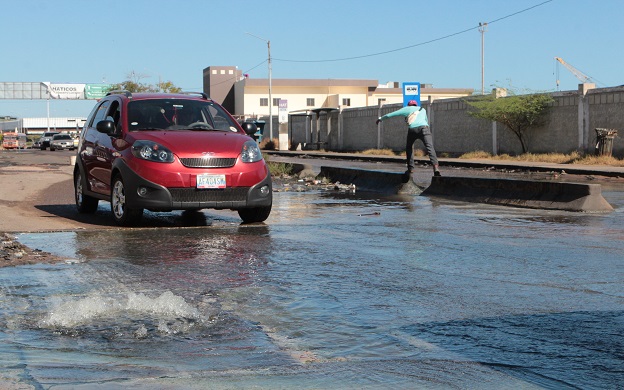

{"left": 40, "top": 146, "right": 46, "bottom": 150}
{"left": 238, "top": 205, "right": 271, "bottom": 223}
{"left": 111, "top": 174, "right": 143, "bottom": 226}
{"left": 74, "top": 171, "right": 98, "bottom": 213}
{"left": 50, "top": 147, "right": 55, "bottom": 151}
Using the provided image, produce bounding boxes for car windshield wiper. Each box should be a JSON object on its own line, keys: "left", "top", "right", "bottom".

{"left": 135, "top": 127, "right": 165, "bottom": 131}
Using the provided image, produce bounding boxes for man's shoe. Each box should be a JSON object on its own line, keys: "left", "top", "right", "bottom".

{"left": 434, "top": 170, "right": 441, "bottom": 177}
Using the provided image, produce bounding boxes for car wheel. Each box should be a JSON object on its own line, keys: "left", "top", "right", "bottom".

{"left": 50, "top": 146, "right": 55, "bottom": 151}
{"left": 40, "top": 146, "right": 45, "bottom": 150}
{"left": 111, "top": 174, "right": 143, "bottom": 226}
{"left": 238, "top": 205, "right": 271, "bottom": 223}
{"left": 75, "top": 171, "right": 98, "bottom": 213}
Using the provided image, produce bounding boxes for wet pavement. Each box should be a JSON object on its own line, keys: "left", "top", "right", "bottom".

{"left": 1, "top": 175, "right": 623, "bottom": 388}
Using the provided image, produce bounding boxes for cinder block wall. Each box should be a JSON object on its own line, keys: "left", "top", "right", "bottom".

{"left": 286, "top": 85, "right": 624, "bottom": 157}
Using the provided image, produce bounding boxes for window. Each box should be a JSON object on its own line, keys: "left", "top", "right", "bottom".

{"left": 342, "top": 98, "right": 351, "bottom": 106}
{"left": 260, "top": 98, "right": 268, "bottom": 107}
{"left": 307, "top": 98, "right": 315, "bottom": 107}
{"left": 272, "top": 98, "right": 280, "bottom": 107}
{"left": 90, "top": 100, "right": 111, "bottom": 126}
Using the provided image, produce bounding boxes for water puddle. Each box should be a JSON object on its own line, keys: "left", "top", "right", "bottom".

{"left": 2, "top": 191, "right": 623, "bottom": 388}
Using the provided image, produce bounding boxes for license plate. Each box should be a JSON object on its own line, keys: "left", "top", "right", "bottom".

{"left": 197, "top": 174, "right": 226, "bottom": 189}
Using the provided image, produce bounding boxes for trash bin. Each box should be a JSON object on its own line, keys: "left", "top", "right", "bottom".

{"left": 595, "top": 128, "right": 618, "bottom": 156}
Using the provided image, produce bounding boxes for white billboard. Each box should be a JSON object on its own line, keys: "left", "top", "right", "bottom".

{"left": 43, "top": 82, "right": 85, "bottom": 99}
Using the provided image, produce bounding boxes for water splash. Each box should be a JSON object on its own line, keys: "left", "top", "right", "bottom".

{"left": 39, "top": 291, "right": 201, "bottom": 329}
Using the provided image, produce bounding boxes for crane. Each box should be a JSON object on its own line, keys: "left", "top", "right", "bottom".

{"left": 554, "top": 57, "right": 595, "bottom": 89}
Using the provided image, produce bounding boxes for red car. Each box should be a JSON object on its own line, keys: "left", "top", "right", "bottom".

{"left": 73, "top": 91, "right": 272, "bottom": 226}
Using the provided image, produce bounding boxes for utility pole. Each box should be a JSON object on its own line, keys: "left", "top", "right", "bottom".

{"left": 479, "top": 22, "right": 488, "bottom": 95}
{"left": 246, "top": 33, "right": 273, "bottom": 140}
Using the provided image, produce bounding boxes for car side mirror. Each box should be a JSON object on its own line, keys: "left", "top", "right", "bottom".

{"left": 241, "top": 122, "right": 258, "bottom": 136}
{"left": 96, "top": 120, "right": 116, "bottom": 134}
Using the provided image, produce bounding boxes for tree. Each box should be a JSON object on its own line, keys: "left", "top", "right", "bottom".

{"left": 466, "top": 90, "right": 554, "bottom": 153}
{"left": 109, "top": 71, "right": 182, "bottom": 93}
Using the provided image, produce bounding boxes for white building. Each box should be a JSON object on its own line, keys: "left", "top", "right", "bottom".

{"left": 203, "top": 65, "right": 474, "bottom": 118}
{"left": 23, "top": 117, "right": 86, "bottom": 135}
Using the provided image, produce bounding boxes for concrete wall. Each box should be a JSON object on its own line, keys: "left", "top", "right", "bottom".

{"left": 287, "top": 84, "right": 624, "bottom": 157}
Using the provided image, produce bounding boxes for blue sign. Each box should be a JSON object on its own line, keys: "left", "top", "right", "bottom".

{"left": 402, "top": 82, "right": 421, "bottom": 106}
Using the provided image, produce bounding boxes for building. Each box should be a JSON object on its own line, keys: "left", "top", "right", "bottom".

{"left": 203, "top": 66, "right": 242, "bottom": 114}
{"left": 22, "top": 117, "right": 86, "bottom": 136}
{"left": 203, "top": 65, "right": 474, "bottom": 119}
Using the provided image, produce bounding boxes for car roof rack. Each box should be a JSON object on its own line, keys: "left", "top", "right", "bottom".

{"left": 106, "top": 90, "right": 133, "bottom": 98}
{"left": 180, "top": 92, "right": 210, "bottom": 100}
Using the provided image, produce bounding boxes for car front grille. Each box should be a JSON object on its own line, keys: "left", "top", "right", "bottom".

{"left": 169, "top": 187, "right": 249, "bottom": 203}
{"left": 179, "top": 157, "right": 236, "bottom": 168}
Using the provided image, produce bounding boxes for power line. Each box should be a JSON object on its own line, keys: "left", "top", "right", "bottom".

{"left": 274, "top": 0, "right": 553, "bottom": 64}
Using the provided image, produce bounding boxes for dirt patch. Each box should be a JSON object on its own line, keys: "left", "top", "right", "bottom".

{"left": 1, "top": 232, "right": 68, "bottom": 267}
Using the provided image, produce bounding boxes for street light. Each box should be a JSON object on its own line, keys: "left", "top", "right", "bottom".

{"left": 246, "top": 32, "right": 273, "bottom": 140}
{"left": 479, "top": 22, "right": 488, "bottom": 95}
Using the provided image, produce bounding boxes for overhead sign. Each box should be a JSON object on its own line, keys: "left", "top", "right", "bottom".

{"left": 0, "top": 82, "right": 111, "bottom": 100}
{"left": 402, "top": 82, "right": 421, "bottom": 106}
{"left": 85, "top": 84, "right": 112, "bottom": 99}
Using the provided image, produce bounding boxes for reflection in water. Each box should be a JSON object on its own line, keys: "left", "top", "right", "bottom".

{"left": 6, "top": 190, "right": 624, "bottom": 388}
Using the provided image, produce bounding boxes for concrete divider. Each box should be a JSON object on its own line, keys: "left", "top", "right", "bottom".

{"left": 317, "top": 167, "right": 423, "bottom": 195}
{"left": 422, "top": 176, "right": 613, "bottom": 212}
{"left": 314, "top": 167, "right": 613, "bottom": 212}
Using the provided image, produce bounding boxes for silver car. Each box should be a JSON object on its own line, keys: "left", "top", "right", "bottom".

{"left": 49, "top": 134, "right": 76, "bottom": 151}
{"left": 39, "top": 131, "right": 59, "bottom": 150}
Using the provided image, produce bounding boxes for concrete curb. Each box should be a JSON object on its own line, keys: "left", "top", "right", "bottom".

{"left": 422, "top": 176, "right": 614, "bottom": 213}
{"left": 271, "top": 160, "right": 614, "bottom": 212}
{"left": 318, "top": 166, "right": 423, "bottom": 195}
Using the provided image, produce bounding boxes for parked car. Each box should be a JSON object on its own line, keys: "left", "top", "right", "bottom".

{"left": 49, "top": 134, "right": 76, "bottom": 151}
{"left": 32, "top": 137, "right": 42, "bottom": 149}
{"left": 73, "top": 91, "right": 271, "bottom": 226}
{"left": 39, "top": 131, "right": 60, "bottom": 150}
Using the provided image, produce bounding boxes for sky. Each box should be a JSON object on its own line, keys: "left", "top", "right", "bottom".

{"left": 1, "top": 0, "right": 622, "bottom": 118}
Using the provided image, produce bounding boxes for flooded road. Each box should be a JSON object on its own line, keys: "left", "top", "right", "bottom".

{"left": 3, "top": 184, "right": 624, "bottom": 388}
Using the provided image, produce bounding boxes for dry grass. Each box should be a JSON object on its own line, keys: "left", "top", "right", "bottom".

{"left": 573, "top": 155, "right": 624, "bottom": 166}
{"left": 359, "top": 148, "right": 398, "bottom": 156}
{"left": 354, "top": 148, "right": 624, "bottom": 167}
{"left": 259, "top": 138, "right": 279, "bottom": 150}
{"left": 459, "top": 150, "right": 624, "bottom": 166}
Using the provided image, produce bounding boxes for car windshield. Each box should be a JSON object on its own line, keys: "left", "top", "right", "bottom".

{"left": 53, "top": 134, "right": 71, "bottom": 140}
{"left": 127, "top": 99, "right": 239, "bottom": 132}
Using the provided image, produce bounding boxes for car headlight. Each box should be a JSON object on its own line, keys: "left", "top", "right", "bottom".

{"left": 131, "top": 140, "right": 174, "bottom": 163}
{"left": 240, "top": 140, "right": 263, "bottom": 163}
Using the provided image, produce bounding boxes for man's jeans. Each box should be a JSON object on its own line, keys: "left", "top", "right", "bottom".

{"left": 406, "top": 126, "right": 438, "bottom": 171}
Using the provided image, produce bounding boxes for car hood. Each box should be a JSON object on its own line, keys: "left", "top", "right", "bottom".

{"left": 129, "top": 130, "right": 253, "bottom": 158}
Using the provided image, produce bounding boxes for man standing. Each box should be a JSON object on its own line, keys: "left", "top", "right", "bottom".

{"left": 376, "top": 100, "right": 441, "bottom": 177}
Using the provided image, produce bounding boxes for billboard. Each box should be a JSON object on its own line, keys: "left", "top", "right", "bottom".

{"left": 43, "top": 82, "right": 85, "bottom": 99}
{"left": 402, "top": 82, "right": 421, "bottom": 106}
